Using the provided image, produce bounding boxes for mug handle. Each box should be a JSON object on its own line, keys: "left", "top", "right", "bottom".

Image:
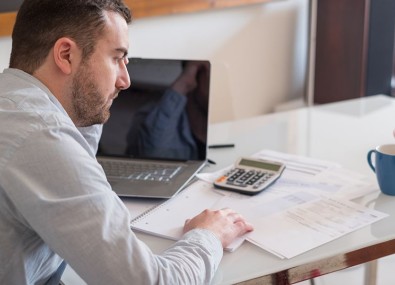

{"left": 367, "top": 150, "right": 376, "bottom": 172}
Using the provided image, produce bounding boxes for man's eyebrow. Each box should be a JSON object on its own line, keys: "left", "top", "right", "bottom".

{"left": 116, "top": 48, "right": 128, "bottom": 57}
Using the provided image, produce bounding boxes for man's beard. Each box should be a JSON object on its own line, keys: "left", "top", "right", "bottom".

{"left": 71, "top": 64, "right": 114, "bottom": 127}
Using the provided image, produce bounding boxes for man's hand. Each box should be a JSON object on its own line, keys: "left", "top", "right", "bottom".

{"left": 183, "top": 208, "right": 254, "bottom": 248}
{"left": 171, "top": 61, "right": 209, "bottom": 96}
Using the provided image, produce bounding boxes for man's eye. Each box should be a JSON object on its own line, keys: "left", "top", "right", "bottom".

{"left": 116, "top": 56, "right": 127, "bottom": 64}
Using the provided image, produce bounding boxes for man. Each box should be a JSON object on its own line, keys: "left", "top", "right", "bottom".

{"left": 0, "top": 0, "right": 253, "bottom": 284}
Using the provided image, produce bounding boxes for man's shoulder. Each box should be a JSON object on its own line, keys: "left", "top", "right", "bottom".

{"left": 0, "top": 70, "right": 72, "bottom": 128}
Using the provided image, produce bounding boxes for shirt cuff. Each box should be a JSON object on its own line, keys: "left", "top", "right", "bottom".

{"left": 182, "top": 228, "right": 223, "bottom": 269}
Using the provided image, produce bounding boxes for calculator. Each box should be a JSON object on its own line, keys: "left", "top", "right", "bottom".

{"left": 213, "top": 157, "right": 286, "bottom": 195}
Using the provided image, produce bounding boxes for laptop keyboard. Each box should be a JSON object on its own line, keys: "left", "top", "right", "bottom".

{"left": 99, "top": 160, "right": 182, "bottom": 182}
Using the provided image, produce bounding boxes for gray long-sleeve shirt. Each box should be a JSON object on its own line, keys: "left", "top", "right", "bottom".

{"left": 0, "top": 68, "right": 222, "bottom": 285}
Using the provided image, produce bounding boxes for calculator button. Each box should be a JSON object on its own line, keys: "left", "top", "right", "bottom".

{"left": 227, "top": 181, "right": 247, "bottom": 187}
{"left": 227, "top": 176, "right": 236, "bottom": 182}
{"left": 229, "top": 169, "right": 244, "bottom": 178}
{"left": 215, "top": 176, "right": 227, "bottom": 183}
{"left": 236, "top": 176, "right": 248, "bottom": 183}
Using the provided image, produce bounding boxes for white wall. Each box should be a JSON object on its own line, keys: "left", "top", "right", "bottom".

{"left": 0, "top": 37, "right": 11, "bottom": 72}
{"left": 0, "top": 0, "right": 309, "bottom": 123}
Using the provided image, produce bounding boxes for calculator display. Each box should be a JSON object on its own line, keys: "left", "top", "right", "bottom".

{"left": 239, "top": 158, "right": 281, "bottom": 171}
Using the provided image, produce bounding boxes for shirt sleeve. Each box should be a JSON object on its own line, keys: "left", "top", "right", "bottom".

{"left": 1, "top": 124, "right": 223, "bottom": 285}
{"left": 137, "top": 89, "right": 198, "bottom": 159}
{"left": 77, "top": 124, "right": 103, "bottom": 155}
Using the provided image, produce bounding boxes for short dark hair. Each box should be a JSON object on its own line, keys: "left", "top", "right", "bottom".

{"left": 9, "top": 0, "right": 132, "bottom": 74}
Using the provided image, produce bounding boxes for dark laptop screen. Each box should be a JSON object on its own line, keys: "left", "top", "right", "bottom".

{"left": 97, "top": 58, "right": 210, "bottom": 161}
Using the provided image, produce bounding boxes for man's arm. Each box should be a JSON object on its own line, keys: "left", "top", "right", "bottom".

{"left": 3, "top": 124, "right": 252, "bottom": 284}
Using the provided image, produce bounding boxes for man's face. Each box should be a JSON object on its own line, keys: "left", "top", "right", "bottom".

{"left": 71, "top": 11, "right": 130, "bottom": 127}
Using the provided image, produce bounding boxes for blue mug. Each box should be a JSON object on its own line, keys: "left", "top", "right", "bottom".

{"left": 367, "top": 144, "right": 395, "bottom": 196}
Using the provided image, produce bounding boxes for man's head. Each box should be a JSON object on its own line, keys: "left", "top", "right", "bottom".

{"left": 10, "top": 0, "right": 132, "bottom": 127}
{"left": 10, "top": 0, "right": 131, "bottom": 74}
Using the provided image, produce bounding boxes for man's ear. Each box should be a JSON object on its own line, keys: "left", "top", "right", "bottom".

{"left": 53, "top": 37, "right": 79, "bottom": 75}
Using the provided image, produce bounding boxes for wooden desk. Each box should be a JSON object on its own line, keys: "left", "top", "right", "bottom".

{"left": 136, "top": 95, "right": 395, "bottom": 284}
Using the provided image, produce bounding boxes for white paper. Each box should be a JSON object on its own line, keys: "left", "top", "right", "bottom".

{"left": 247, "top": 196, "right": 387, "bottom": 259}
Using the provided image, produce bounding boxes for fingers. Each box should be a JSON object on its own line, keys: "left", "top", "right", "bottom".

{"left": 218, "top": 208, "right": 254, "bottom": 232}
{"left": 234, "top": 219, "right": 254, "bottom": 233}
{"left": 219, "top": 208, "right": 243, "bottom": 221}
{"left": 227, "top": 210, "right": 254, "bottom": 232}
{"left": 222, "top": 208, "right": 242, "bottom": 223}
{"left": 182, "top": 207, "right": 253, "bottom": 246}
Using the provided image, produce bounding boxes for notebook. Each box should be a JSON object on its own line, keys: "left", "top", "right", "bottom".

{"left": 97, "top": 58, "right": 211, "bottom": 198}
{"left": 130, "top": 180, "right": 245, "bottom": 252}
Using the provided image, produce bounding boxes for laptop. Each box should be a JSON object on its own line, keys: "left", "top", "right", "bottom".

{"left": 97, "top": 58, "right": 210, "bottom": 198}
